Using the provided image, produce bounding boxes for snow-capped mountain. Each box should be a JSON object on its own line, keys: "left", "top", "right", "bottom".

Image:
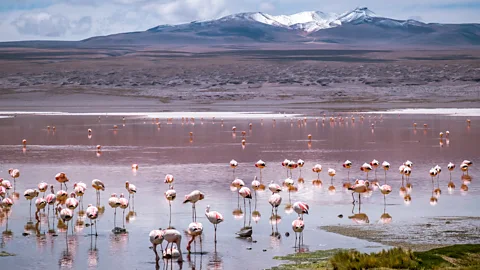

{"left": 214, "top": 7, "right": 375, "bottom": 33}
{"left": 81, "top": 7, "right": 480, "bottom": 46}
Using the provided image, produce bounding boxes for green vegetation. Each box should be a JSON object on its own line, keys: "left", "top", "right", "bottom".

{"left": 271, "top": 244, "right": 480, "bottom": 270}
{"left": 0, "top": 251, "right": 15, "bottom": 257}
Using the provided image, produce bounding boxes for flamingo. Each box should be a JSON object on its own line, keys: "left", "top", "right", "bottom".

{"left": 297, "top": 159, "right": 305, "bottom": 177}
{"left": 163, "top": 229, "right": 184, "bottom": 261}
{"left": 205, "top": 205, "right": 224, "bottom": 245}
{"left": 461, "top": 160, "right": 472, "bottom": 175}
{"left": 8, "top": 168, "right": 20, "bottom": 187}
{"left": 24, "top": 188, "right": 39, "bottom": 219}
{"left": 404, "top": 160, "right": 413, "bottom": 168}
{"left": 370, "top": 159, "right": 379, "bottom": 178}
{"left": 0, "top": 186, "right": 5, "bottom": 198}
{"left": 65, "top": 193, "right": 79, "bottom": 210}
{"left": 74, "top": 185, "right": 85, "bottom": 209}
{"left": 447, "top": 162, "right": 455, "bottom": 188}
{"left": 375, "top": 182, "right": 392, "bottom": 195}
{"left": 165, "top": 185, "right": 176, "bottom": 228}
{"left": 164, "top": 174, "right": 174, "bottom": 184}
{"left": 268, "top": 181, "right": 282, "bottom": 194}
{"left": 293, "top": 201, "right": 309, "bottom": 220}
{"left": 292, "top": 218, "right": 305, "bottom": 247}
{"left": 34, "top": 197, "right": 47, "bottom": 221}
{"left": 348, "top": 181, "right": 370, "bottom": 204}
{"left": 343, "top": 160, "right": 352, "bottom": 181}
{"left": 399, "top": 164, "right": 406, "bottom": 182}
{"left": 283, "top": 177, "right": 294, "bottom": 200}
{"left": 0, "top": 179, "right": 12, "bottom": 196}
{"left": 108, "top": 193, "right": 121, "bottom": 228}
{"left": 56, "top": 189, "right": 68, "bottom": 205}
{"left": 38, "top": 182, "right": 48, "bottom": 198}
{"left": 59, "top": 208, "right": 74, "bottom": 249}
{"left": 382, "top": 161, "right": 390, "bottom": 184}
{"left": 86, "top": 204, "right": 99, "bottom": 236}
{"left": 149, "top": 230, "right": 165, "bottom": 262}
{"left": 230, "top": 159, "right": 238, "bottom": 178}
{"left": 312, "top": 164, "right": 322, "bottom": 179}
{"left": 239, "top": 187, "right": 252, "bottom": 225}
{"left": 55, "top": 172, "right": 69, "bottom": 191}
{"left": 91, "top": 179, "right": 105, "bottom": 203}
{"left": 251, "top": 176, "right": 261, "bottom": 190}
{"left": 186, "top": 222, "right": 203, "bottom": 254}
{"left": 403, "top": 166, "right": 412, "bottom": 183}
{"left": 255, "top": 160, "right": 266, "bottom": 178}
{"left": 131, "top": 164, "right": 138, "bottom": 170}
{"left": 183, "top": 190, "right": 205, "bottom": 222}
{"left": 125, "top": 181, "right": 136, "bottom": 208}
{"left": 269, "top": 193, "right": 282, "bottom": 216}
{"left": 282, "top": 159, "right": 291, "bottom": 177}
{"left": 360, "top": 163, "right": 372, "bottom": 180}
{"left": 119, "top": 194, "right": 129, "bottom": 228}
{"left": 287, "top": 160, "right": 298, "bottom": 178}
{"left": 327, "top": 168, "right": 336, "bottom": 194}
{"left": 45, "top": 185, "right": 57, "bottom": 214}
{"left": 2, "top": 197, "right": 13, "bottom": 208}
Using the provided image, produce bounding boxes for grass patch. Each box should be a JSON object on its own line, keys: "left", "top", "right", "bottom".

{"left": 271, "top": 244, "right": 480, "bottom": 270}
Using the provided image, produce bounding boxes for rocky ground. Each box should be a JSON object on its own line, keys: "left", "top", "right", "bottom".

{"left": 0, "top": 46, "right": 479, "bottom": 112}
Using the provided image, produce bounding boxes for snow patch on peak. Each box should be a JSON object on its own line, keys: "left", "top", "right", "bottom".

{"left": 337, "top": 7, "right": 377, "bottom": 23}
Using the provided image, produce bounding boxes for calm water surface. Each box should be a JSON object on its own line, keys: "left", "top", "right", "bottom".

{"left": 0, "top": 114, "right": 478, "bottom": 270}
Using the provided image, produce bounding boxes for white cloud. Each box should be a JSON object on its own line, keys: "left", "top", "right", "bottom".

{"left": 0, "top": 0, "right": 479, "bottom": 41}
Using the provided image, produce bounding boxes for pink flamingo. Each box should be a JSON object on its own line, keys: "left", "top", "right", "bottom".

{"left": 348, "top": 181, "right": 370, "bottom": 204}
{"left": 55, "top": 172, "right": 69, "bottom": 191}
{"left": 86, "top": 204, "right": 99, "bottom": 236}
{"left": 370, "top": 159, "right": 379, "bottom": 178}
{"left": 268, "top": 181, "right": 282, "bottom": 194}
{"left": 91, "top": 179, "right": 105, "bottom": 203}
{"left": 0, "top": 178, "right": 12, "bottom": 196}
{"left": 312, "top": 164, "right": 322, "bottom": 179}
{"left": 343, "top": 160, "right": 352, "bottom": 181}
{"left": 360, "top": 163, "right": 372, "bottom": 180}
{"left": 186, "top": 222, "right": 203, "bottom": 253}
{"left": 45, "top": 185, "right": 56, "bottom": 217}
{"left": 183, "top": 190, "right": 205, "bottom": 222}
{"left": 293, "top": 201, "right": 309, "bottom": 220}
{"left": 108, "top": 193, "right": 120, "bottom": 228}
{"left": 165, "top": 185, "right": 176, "bottom": 228}
{"left": 149, "top": 230, "right": 165, "bottom": 262}
{"left": 255, "top": 160, "right": 266, "bottom": 178}
{"left": 205, "top": 205, "right": 224, "bottom": 245}
{"left": 239, "top": 187, "right": 252, "bottom": 225}
{"left": 119, "top": 194, "right": 129, "bottom": 228}
{"left": 24, "top": 188, "right": 39, "bottom": 219}
{"left": 230, "top": 159, "right": 238, "bottom": 178}
{"left": 38, "top": 182, "right": 48, "bottom": 198}
{"left": 269, "top": 193, "right": 282, "bottom": 216}
{"left": 125, "top": 181, "right": 136, "bottom": 208}
{"left": 382, "top": 161, "right": 390, "bottom": 184}
{"left": 164, "top": 174, "right": 174, "bottom": 184}
{"left": 292, "top": 218, "right": 305, "bottom": 247}
{"left": 59, "top": 208, "right": 74, "bottom": 250}
{"left": 34, "top": 197, "right": 47, "bottom": 221}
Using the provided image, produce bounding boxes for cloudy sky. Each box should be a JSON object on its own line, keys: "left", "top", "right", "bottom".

{"left": 0, "top": 0, "right": 479, "bottom": 41}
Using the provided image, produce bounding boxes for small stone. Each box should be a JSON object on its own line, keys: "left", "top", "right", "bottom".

{"left": 247, "top": 247, "right": 252, "bottom": 250}
{"left": 426, "top": 223, "right": 432, "bottom": 227}
{"left": 263, "top": 249, "right": 267, "bottom": 252}
{"left": 338, "top": 214, "right": 343, "bottom": 218}
{"left": 52, "top": 234, "right": 58, "bottom": 237}
{"left": 85, "top": 223, "right": 90, "bottom": 227}
{"left": 252, "top": 240, "right": 257, "bottom": 243}
{"left": 22, "top": 232, "right": 29, "bottom": 236}
{"left": 446, "top": 221, "right": 451, "bottom": 224}
{"left": 285, "top": 232, "right": 290, "bottom": 237}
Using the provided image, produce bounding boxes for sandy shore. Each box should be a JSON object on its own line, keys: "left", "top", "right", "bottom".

{"left": 321, "top": 216, "right": 480, "bottom": 252}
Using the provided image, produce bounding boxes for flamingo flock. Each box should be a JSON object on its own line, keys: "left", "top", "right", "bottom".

{"left": 0, "top": 115, "right": 475, "bottom": 268}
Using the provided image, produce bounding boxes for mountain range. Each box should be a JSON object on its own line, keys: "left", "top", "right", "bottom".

{"left": 5, "top": 7, "right": 480, "bottom": 47}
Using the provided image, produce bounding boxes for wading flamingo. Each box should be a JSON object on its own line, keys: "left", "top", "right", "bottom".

{"left": 149, "top": 230, "right": 165, "bottom": 263}
{"left": 370, "top": 159, "right": 379, "bottom": 178}
{"left": 186, "top": 222, "right": 203, "bottom": 254}
{"left": 230, "top": 160, "right": 238, "bottom": 178}
{"left": 119, "top": 194, "right": 129, "bottom": 228}
{"left": 125, "top": 181, "right": 136, "bottom": 208}
{"left": 268, "top": 181, "right": 282, "bottom": 194}
{"left": 59, "top": 208, "right": 74, "bottom": 250}
{"left": 86, "top": 204, "right": 99, "bottom": 236}
{"left": 360, "top": 163, "right": 372, "bottom": 180}
{"left": 292, "top": 218, "right": 305, "bottom": 247}
{"left": 343, "top": 160, "right": 352, "bottom": 181}
{"left": 55, "top": 172, "right": 69, "bottom": 191}
{"left": 205, "top": 205, "right": 224, "bottom": 245}
{"left": 164, "top": 174, "right": 174, "bottom": 184}
{"left": 312, "top": 164, "right": 322, "bottom": 179}
{"left": 92, "top": 179, "right": 105, "bottom": 203}
{"left": 108, "top": 193, "right": 121, "bottom": 228}
{"left": 183, "top": 190, "right": 205, "bottom": 222}
{"left": 24, "top": 188, "right": 39, "bottom": 219}
{"left": 293, "top": 201, "right": 309, "bottom": 220}
{"left": 255, "top": 160, "right": 266, "bottom": 178}
{"left": 165, "top": 185, "right": 176, "bottom": 228}
{"left": 38, "top": 182, "right": 48, "bottom": 198}
{"left": 269, "top": 193, "right": 282, "bottom": 216}
{"left": 382, "top": 161, "right": 390, "bottom": 184}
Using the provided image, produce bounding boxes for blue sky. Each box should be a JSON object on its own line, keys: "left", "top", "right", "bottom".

{"left": 0, "top": 0, "right": 479, "bottom": 41}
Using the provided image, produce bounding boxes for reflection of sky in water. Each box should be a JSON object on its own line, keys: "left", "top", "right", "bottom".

{"left": 0, "top": 114, "right": 478, "bottom": 269}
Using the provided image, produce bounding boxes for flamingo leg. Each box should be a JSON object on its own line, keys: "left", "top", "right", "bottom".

{"left": 153, "top": 244, "right": 159, "bottom": 262}
{"left": 122, "top": 209, "right": 125, "bottom": 228}
{"left": 114, "top": 208, "right": 117, "bottom": 228}
{"left": 95, "top": 221, "right": 98, "bottom": 237}
{"left": 214, "top": 224, "right": 217, "bottom": 244}
{"left": 169, "top": 201, "right": 172, "bottom": 228}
